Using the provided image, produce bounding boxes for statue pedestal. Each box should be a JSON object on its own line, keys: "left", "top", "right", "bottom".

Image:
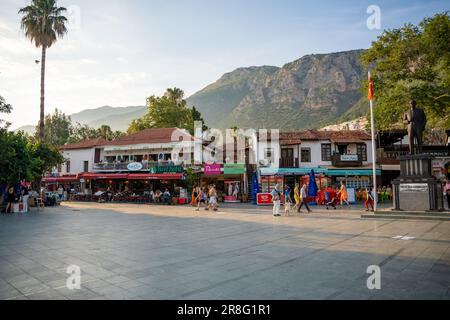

{"left": 392, "top": 155, "right": 444, "bottom": 212}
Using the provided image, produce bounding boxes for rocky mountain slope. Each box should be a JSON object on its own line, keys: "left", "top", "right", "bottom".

{"left": 187, "top": 49, "right": 367, "bottom": 129}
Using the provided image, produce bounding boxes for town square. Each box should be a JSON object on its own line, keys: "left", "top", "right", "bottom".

{"left": 0, "top": 0, "right": 449, "bottom": 304}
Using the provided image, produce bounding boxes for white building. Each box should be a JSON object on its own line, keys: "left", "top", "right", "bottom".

{"left": 256, "top": 130, "right": 380, "bottom": 191}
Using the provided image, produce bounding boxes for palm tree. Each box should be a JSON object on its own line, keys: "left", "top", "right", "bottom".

{"left": 19, "top": 0, "right": 68, "bottom": 142}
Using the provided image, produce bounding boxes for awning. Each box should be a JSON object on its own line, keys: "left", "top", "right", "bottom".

{"left": 127, "top": 173, "right": 184, "bottom": 180}
{"left": 42, "top": 176, "right": 79, "bottom": 183}
{"left": 327, "top": 169, "right": 381, "bottom": 176}
{"left": 81, "top": 173, "right": 128, "bottom": 180}
{"left": 260, "top": 167, "right": 381, "bottom": 176}
{"left": 259, "top": 167, "right": 327, "bottom": 176}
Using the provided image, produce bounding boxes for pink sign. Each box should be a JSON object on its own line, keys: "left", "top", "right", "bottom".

{"left": 204, "top": 163, "right": 221, "bottom": 175}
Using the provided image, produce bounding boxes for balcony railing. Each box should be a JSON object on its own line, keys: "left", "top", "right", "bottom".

{"left": 331, "top": 154, "right": 363, "bottom": 167}
{"left": 279, "top": 157, "right": 299, "bottom": 168}
{"left": 93, "top": 161, "right": 184, "bottom": 172}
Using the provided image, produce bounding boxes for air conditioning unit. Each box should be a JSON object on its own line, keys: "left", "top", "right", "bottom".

{"left": 258, "top": 159, "right": 270, "bottom": 167}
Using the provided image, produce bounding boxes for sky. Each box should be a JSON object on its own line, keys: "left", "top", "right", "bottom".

{"left": 1, "top": 0, "right": 449, "bottom": 129}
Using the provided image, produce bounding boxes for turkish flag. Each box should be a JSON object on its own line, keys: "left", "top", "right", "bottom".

{"left": 368, "top": 74, "right": 374, "bottom": 101}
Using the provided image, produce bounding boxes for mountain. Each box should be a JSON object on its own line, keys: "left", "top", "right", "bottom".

{"left": 187, "top": 49, "right": 367, "bottom": 130}
{"left": 14, "top": 125, "right": 35, "bottom": 135}
{"left": 70, "top": 105, "right": 146, "bottom": 131}
{"left": 14, "top": 106, "right": 147, "bottom": 134}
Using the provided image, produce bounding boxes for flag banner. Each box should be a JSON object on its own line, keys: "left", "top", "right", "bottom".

{"left": 368, "top": 74, "right": 374, "bottom": 101}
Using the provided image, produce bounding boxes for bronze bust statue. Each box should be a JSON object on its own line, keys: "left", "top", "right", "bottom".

{"left": 403, "top": 100, "right": 427, "bottom": 154}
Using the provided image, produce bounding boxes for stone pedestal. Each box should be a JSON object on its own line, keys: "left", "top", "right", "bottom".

{"left": 392, "top": 155, "right": 444, "bottom": 212}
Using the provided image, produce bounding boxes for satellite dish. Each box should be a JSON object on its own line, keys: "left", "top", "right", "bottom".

{"left": 258, "top": 159, "right": 270, "bottom": 167}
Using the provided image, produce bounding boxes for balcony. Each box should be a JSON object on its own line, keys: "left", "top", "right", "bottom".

{"left": 93, "top": 161, "right": 184, "bottom": 172}
{"left": 279, "top": 157, "right": 299, "bottom": 168}
{"left": 331, "top": 154, "right": 363, "bottom": 167}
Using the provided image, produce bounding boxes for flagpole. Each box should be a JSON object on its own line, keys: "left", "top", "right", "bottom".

{"left": 368, "top": 71, "right": 378, "bottom": 211}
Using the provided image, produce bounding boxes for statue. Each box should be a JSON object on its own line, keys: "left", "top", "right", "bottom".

{"left": 403, "top": 100, "right": 427, "bottom": 155}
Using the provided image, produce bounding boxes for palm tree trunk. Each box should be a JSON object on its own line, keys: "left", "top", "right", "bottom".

{"left": 39, "top": 46, "right": 46, "bottom": 142}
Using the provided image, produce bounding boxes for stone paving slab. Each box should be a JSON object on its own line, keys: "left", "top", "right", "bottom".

{"left": 0, "top": 202, "right": 449, "bottom": 300}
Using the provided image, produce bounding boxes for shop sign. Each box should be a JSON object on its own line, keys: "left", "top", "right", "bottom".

{"left": 432, "top": 157, "right": 450, "bottom": 168}
{"left": 149, "top": 165, "right": 183, "bottom": 174}
{"left": 257, "top": 193, "right": 273, "bottom": 205}
{"left": 79, "top": 178, "right": 85, "bottom": 183}
{"left": 127, "top": 162, "right": 143, "bottom": 171}
{"left": 340, "top": 154, "right": 358, "bottom": 161}
{"left": 204, "top": 163, "right": 221, "bottom": 175}
{"left": 224, "top": 163, "right": 246, "bottom": 175}
{"left": 399, "top": 183, "right": 429, "bottom": 193}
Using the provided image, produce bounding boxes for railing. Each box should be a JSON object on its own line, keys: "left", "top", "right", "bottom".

{"left": 331, "top": 154, "right": 362, "bottom": 167}
{"left": 279, "top": 157, "right": 299, "bottom": 168}
{"left": 93, "top": 161, "right": 184, "bottom": 172}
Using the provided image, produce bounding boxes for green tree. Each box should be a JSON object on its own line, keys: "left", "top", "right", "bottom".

{"left": 0, "top": 131, "right": 63, "bottom": 184}
{"left": 128, "top": 88, "right": 206, "bottom": 135}
{"left": 96, "top": 124, "right": 124, "bottom": 140}
{"left": 67, "top": 123, "right": 124, "bottom": 143}
{"left": 0, "top": 95, "right": 12, "bottom": 129}
{"left": 361, "top": 12, "right": 450, "bottom": 131}
{"left": 19, "top": 0, "right": 68, "bottom": 142}
{"left": 30, "top": 141, "right": 64, "bottom": 184}
{"left": 192, "top": 106, "right": 208, "bottom": 131}
{"left": 35, "top": 108, "right": 72, "bottom": 146}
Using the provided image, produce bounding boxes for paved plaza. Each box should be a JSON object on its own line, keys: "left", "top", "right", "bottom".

{"left": 0, "top": 202, "right": 449, "bottom": 300}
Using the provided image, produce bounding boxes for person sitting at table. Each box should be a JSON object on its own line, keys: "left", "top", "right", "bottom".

{"left": 162, "top": 188, "right": 171, "bottom": 204}
{"left": 154, "top": 189, "right": 162, "bottom": 203}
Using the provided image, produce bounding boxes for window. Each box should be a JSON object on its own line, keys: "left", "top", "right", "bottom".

{"left": 321, "top": 144, "right": 331, "bottom": 161}
{"left": 83, "top": 161, "right": 89, "bottom": 172}
{"left": 301, "top": 148, "right": 311, "bottom": 163}
{"left": 66, "top": 161, "right": 70, "bottom": 173}
{"left": 357, "top": 144, "right": 367, "bottom": 161}
{"left": 57, "top": 164, "right": 62, "bottom": 173}
{"left": 264, "top": 148, "right": 274, "bottom": 163}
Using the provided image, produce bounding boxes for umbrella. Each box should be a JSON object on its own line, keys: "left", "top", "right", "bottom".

{"left": 308, "top": 169, "right": 318, "bottom": 198}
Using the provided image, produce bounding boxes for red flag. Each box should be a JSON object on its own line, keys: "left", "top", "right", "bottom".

{"left": 368, "top": 73, "right": 374, "bottom": 101}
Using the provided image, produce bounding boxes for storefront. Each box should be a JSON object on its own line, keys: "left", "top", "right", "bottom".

{"left": 258, "top": 167, "right": 381, "bottom": 205}
{"left": 71, "top": 172, "right": 187, "bottom": 203}
{"left": 41, "top": 175, "right": 81, "bottom": 197}
{"left": 200, "top": 163, "right": 246, "bottom": 202}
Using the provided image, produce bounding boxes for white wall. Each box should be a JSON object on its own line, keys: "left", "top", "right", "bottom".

{"left": 257, "top": 140, "right": 280, "bottom": 168}
{"left": 61, "top": 148, "right": 95, "bottom": 174}
{"left": 262, "top": 139, "right": 374, "bottom": 169}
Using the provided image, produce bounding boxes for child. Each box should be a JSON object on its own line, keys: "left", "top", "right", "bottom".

{"left": 284, "top": 185, "right": 292, "bottom": 216}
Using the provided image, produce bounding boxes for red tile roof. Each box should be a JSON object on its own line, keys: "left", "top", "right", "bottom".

{"left": 59, "top": 137, "right": 108, "bottom": 150}
{"left": 279, "top": 130, "right": 371, "bottom": 144}
{"left": 104, "top": 127, "right": 193, "bottom": 146}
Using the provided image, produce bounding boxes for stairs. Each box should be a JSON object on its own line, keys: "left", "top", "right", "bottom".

{"left": 361, "top": 210, "right": 450, "bottom": 221}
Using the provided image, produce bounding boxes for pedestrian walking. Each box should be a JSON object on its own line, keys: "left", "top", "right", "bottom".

{"left": 364, "top": 187, "right": 374, "bottom": 212}
{"left": 195, "top": 187, "right": 206, "bottom": 211}
{"left": 271, "top": 183, "right": 281, "bottom": 217}
{"left": 207, "top": 185, "right": 218, "bottom": 211}
{"left": 293, "top": 183, "right": 301, "bottom": 212}
{"left": 297, "top": 183, "right": 312, "bottom": 213}
{"left": 338, "top": 181, "right": 351, "bottom": 208}
{"left": 325, "top": 187, "right": 337, "bottom": 210}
